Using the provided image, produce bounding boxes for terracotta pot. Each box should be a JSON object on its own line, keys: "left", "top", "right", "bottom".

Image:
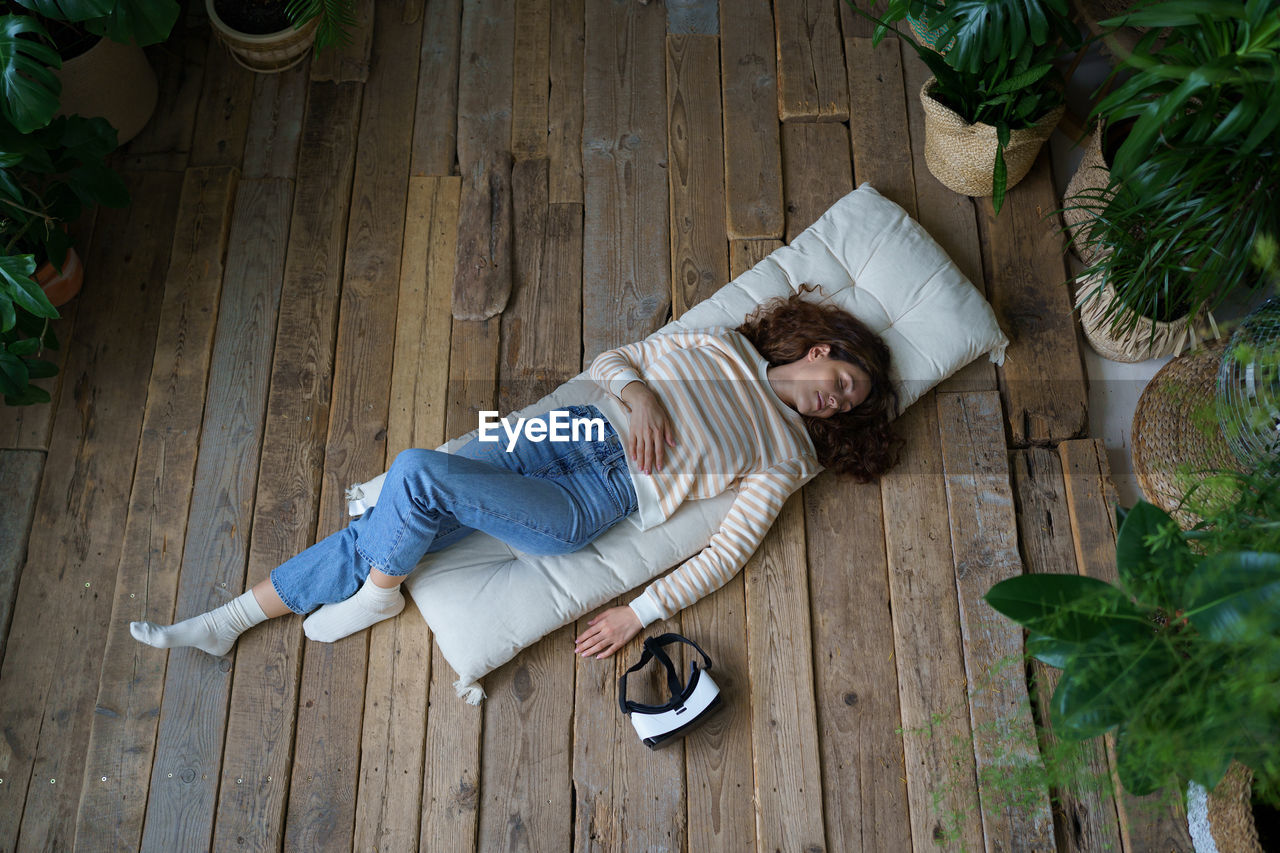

{"left": 920, "top": 78, "right": 1064, "bottom": 199}
{"left": 36, "top": 248, "right": 84, "bottom": 308}
{"left": 54, "top": 37, "right": 159, "bottom": 146}
{"left": 206, "top": 0, "right": 318, "bottom": 73}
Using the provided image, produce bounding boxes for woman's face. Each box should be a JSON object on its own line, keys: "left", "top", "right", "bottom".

{"left": 788, "top": 346, "right": 871, "bottom": 418}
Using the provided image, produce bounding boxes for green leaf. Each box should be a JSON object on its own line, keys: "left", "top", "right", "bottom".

{"left": 0, "top": 14, "right": 62, "bottom": 133}
{"left": 25, "top": 357, "right": 57, "bottom": 379}
{"left": 82, "top": 0, "right": 180, "bottom": 46}
{"left": 1025, "top": 632, "right": 1081, "bottom": 668}
{"left": 4, "top": 261, "right": 58, "bottom": 320}
{"left": 6, "top": 337, "right": 39, "bottom": 356}
{"left": 1185, "top": 551, "right": 1280, "bottom": 641}
{"left": 984, "top": 574, "right": 1145, "bottom": 641}
{"left": 991, "top": 124, "right": 1010, "bottom": 214}
{"left": 0, "top": 348, "right": 29, "bottom": 392}
{"left": 1051, "top": 630, "right": 1180, "bottom": 740}
{"left": 1115, "top": 501, "right": 1192, "bottom": 605}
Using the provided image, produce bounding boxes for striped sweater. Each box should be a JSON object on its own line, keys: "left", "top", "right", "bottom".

{"left": 588, "top": 328, "right": 821, "bottom": 627}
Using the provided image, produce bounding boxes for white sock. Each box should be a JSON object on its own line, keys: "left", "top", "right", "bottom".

{"left": 130, "top": 590, "right": 269, "bottom": 657}
{"left": 302, "top": 576, "right": 405, "bottom": 643}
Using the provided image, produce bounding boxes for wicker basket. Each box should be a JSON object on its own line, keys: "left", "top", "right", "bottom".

{"left": 1075, "top": 272, "right": 1217, "bottom": 363}
{"left": 1130, "top": 339, "right": 1240, "bottom": 527}
{"left": 206, "top": 0, "right": 318, "bottom": 73}
{"left": 920, "top": 78, "right": 1064, "bottom": 198}
{"left": 1062, "top": 121, "right": 1110, "bottom": 266}
{"left": 1204, "top": 763, "right": 1264, "bottom": 853}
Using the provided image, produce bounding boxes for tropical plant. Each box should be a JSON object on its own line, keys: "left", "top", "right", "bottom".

{"left": 848, "top": 0, "right": 1081, "bottom": 212}
{"left": 984, "top": 467, "right": 1280, "bottom": 805}
{"left": 284, "top": 0, "right": 357, "bottom": 52}
{"left": 1067, "top": 0, "right": 1280, "bottom": 340}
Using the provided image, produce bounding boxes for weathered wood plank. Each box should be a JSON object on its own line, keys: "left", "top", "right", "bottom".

{"left": 1012, "top": 447, "right": 1124, "bottom": 853}
{"left": 139, "top": 83, "right": 358, "bottom": 853}
{"left": 666, "top": 35, "right": 728, "bottom": 317}
{"left": 899, "top": 46, "right": 996, "bottom": 395}
{"left": 745, "top": 494, "right": 827, "bottom": 851}
{"left": 805, "top": 471, "right": 912, "bottom": 853}
{"left": 68, "top": 166, "right": 237, "bottom": 853}
{"left": 0, "top": 450, "right": 42, "bottom": 663}
{"left": 720, "top": 0, "right": 783, "bottom": 238}
{"left": 124, "top": 30, "right": 205, "bottom": 158}
{"left": 189, "top": 34, "right": 255, "bottom": 168}
{"left": 243, "top": 61, "right": 310, "bottom": 179}
{"left": 667, "top": 0, "right": 719, "bottom": 34}
{"left": 411, "top": 0, "right": 463, "bottom": 177}
{"left": 548, "top": 0, "right": 584, "bottom": 203}
{"left": 310, "top": 0, "right": 375, "bottom": 83}
{"left": 285, "top": 9, "right": 423, "bottom": 848}
{"left": 454, "top": 0, "right": 516, "bottom": 321}
{"left": 418, "top": 319, "right": 497, "bottom": 853}
{"left": 780, "top": 122, "right": 852, "bottom": 241}
{"left": 512, "top": 0, "right": 551, "bottom": 160}
{"left": 1059, "top": 439, "right": 1195, "bottom": 853}
{"left": 976, "top": 156, "right": 1088, "bottom": 446}
{"left": 730, "top": 239, "right": 783, "bottom": 278}
{"left": 773, "top": 0, "right": 849, "bottom": 122}
{"left": 880, "top": 395, "right": 985, "bottom": 852}
{"left": 938, "top": 391, "right": 1057, "bottom": 850}
{"left": 582, "top": 0, "right": 670, "bottom": 362}
{"left": 844, "top": 36, "right": 916, "bottom": 215}
{"left": 0, "top": 170, "right": 183, "bottom": 853}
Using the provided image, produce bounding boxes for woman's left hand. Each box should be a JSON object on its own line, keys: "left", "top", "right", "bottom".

{"left": 575, "top": 606, "right": 642, "bottom": 659}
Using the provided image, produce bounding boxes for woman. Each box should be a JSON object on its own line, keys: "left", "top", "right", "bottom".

{"left": 131, "top": 286, "right": 899, "bottom": 661}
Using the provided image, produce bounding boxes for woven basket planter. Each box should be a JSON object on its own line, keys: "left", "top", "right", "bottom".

{"left": 1194, "top": 763, "right": 1265, "bottom": 853}
{"left": 1075, "top": 270, "right": 1216, "bottom": 363}
{"left": 1062, "top": 121, "right": 1110, "bottom": 265}
{"left": 206, "top": 0, "right": 318, "bottom": 73}
{"left": 920, "top": 78, "right": 1064, "bottom": 199}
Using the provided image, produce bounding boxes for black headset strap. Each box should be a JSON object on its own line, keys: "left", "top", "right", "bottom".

{"left": 617, "top": 633, "right": 715, "bottom": 715}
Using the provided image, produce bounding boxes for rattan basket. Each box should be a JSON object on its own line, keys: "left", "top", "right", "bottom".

{"left": 1131, "top": 339, "right": 1241, "bottom": 527}
{"left": 1076, "top": 272, "right": 1218, "bottom": 363}
{"left": 920, "top": 78, "right": 1064, "bottom": 198}
{"left": 206, "top": 0, "right": 318, "bottom": 73}
{"left": 1063, "top": 121, "right": 1110, "bottom": 266}
{"left": 1204, "top": 763, "right": 1264, "bottom": 853}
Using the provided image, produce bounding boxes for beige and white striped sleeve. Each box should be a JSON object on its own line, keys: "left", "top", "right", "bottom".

{"left": 628, "top": 457, "right": 819, "bottom": 627}
{"left": 587, "top": 328, "right": 729, "bottom": 400}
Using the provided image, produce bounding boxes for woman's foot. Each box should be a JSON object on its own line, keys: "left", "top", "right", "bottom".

{"left": 130, "top": 590, "right": 268, "bottom": 657}
{"left": 302, "top": 576, "right": 405, "bottom": 643}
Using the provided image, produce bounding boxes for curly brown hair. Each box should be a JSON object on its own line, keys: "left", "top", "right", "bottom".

{"left": 736, "top": 284, "right": 901, "bottom": 480}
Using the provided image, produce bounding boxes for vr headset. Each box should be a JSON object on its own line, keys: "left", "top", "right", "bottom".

{"left": 618, "top": 633, "right": 723, "bottom": 750}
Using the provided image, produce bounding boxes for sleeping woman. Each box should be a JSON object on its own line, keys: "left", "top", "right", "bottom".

{"left": 130, "top": 286, "right": 901, "bottom": 661}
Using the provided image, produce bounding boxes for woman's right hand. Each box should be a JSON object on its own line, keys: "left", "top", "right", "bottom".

{"left": 620, "top": 381, "right": 675, "bottom": 475}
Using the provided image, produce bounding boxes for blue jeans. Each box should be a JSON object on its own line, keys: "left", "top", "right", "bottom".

{"left": 270, "top": 405, "right": 638, "bottom": 614}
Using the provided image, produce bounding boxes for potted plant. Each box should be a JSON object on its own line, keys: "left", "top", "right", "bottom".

{"left": 984, "top": 469, "right": 1280, "bottom": 851}
{"left": 206, "top": 0, "right": 358, "bottom": 72}
{"left": 848, "top": 0, "right": 1081, "bottom": 212}
{"left": 1062, "top": 0, "right": 1280, "bottom": 359}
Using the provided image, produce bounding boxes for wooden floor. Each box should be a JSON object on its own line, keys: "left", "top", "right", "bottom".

{"left": 0, "top": 1, "right": 1196, "bottom": 851}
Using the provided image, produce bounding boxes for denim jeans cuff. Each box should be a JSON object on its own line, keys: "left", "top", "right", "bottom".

{"left": 271, "top": 573, "right": 307, "bottom": 615}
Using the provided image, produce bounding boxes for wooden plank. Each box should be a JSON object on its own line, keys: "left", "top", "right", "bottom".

{"left": 418, "top": 319, "right": 497, "bottom": 853}
{"left": 189, "top": 33, "right": 255, "bottom": 168}
{"left": 805, "top": 468, "right": 911, "bottom": 853}
{"left": 719, "top": 0, "right": 783, "bottom": 238}
{"left": 899, "top": 47, "right": 996, "bottom": 395}
{"left": 744, "top": 494, "right": 827, "bottom": 851}
{"left": 0, "top": 451, "right": 42, "bottom": 663}
{"left": 1011, "top": 447, "right": 1124, "bottom": 853}
{"left": 880, "top": 395, "right": 985, "bottom": 852}
{"left": 124, "top": 31, "right": 205, "bottom": 158}
{"left": 243, "top": 61, "right": 310, "bottom": 179}
{"left": 284, "top": 9, "right": 423, "bottom": 849}
{"left": 411, "top": 0, "right": 462, "bottom": 177}
{"left": 773, "top": 0, "right": 849, "bottom": 122}
{"left": 353, "top": 176, "right": 459, "bottom": 853}
{"left": 1059, "top": 440, "right": 1195, "bottom": 853}
{"left": 730, "top": 238, "right": 782, "bottom": 278}
{"left": 140, "top": 83, "right": 358, "bottom": 853}
{"left": 937, "top": 391, "right": 1057, "bottom": 850}
{"left": 667, "top": 0, "right": 719, "bottom": 34}
{"left": 66, "top": 166, "right": 237, "bottom": 853}
{"left": 548, "top": 0, "right": 584, "bottom": 203}
{"left": 844, "top": 36, "right": 916, "bottom": 215}
{"left": 667, "top": 35, "right": 728, "bottom": 317}
{"left": 512, "top": 0, "right": 551, "bottom": 160}
{"left": 976, "top": 156, "right": 1088, "bottom": 446}
{"left": 0, "top": 170, "right": 183, "bottom": 853}
{"left": 780, "top": 122, "right": 852, "bottom": 242}
{"left": 454, "top": 0, "right": 516, "bottom": 321}
{"left": 581, "top": 0, "right": 670, "bottom": 362}
{"left": 310, "top": 0, "right": 375, "bottom": 83}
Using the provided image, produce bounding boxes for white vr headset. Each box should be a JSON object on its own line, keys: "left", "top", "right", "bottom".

{"left": 618, "top": 633, "right": 723, "bottom": 750}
